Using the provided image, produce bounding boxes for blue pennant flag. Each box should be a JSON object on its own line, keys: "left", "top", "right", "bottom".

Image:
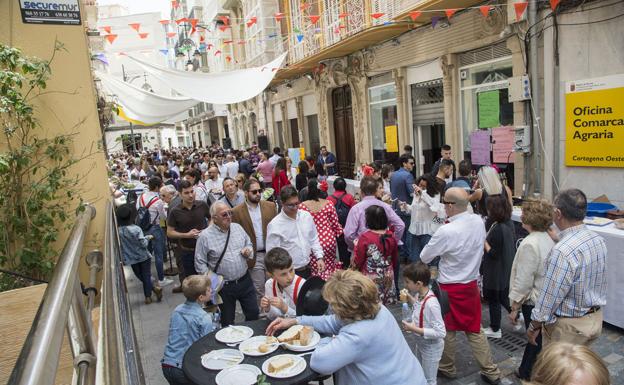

{"left": 159, "top": 48, "right": 169, "bottom": 55}
{"left": 296, "top": 34, "right": 304, "bottom": 42}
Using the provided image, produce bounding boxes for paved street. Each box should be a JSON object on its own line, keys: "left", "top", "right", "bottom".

{"left": 127, "top": 261, "right": 624, "bottom": 385}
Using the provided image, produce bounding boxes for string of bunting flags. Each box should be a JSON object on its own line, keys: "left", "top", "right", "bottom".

{"left": 101, "top": 0, "right": 563, "bottom": 45}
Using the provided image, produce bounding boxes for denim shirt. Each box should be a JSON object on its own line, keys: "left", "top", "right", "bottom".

{"left": 389, "top": 167, "right": 415, "bottom": 205}
{"left": 162, "top": 301, "right": 214, "bottom": 368}
{"left": 118, "top": 225, "right": 151, "bottom": 265}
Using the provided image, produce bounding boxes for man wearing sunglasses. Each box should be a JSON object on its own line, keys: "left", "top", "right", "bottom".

{"left": 266, "top": 186, "right": 325, "bottom": 279}
{"left": 195, "top": 201, "right": 259, "bottom": 326}
{"left": 420, "top": 187, "right": 501, "bottom": 385}
{"left": 232, "top": 179, "right": 279, "bottom": 306}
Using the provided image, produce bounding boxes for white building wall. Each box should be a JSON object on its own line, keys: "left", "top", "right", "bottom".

{"left": 546, "top": 0, "right": 624, "bottom": 207}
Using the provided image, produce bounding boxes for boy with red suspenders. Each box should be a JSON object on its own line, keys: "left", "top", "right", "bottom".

{"left": 402, "top": 262, "right": 446, "bottom": 385}
{"left": 261, "top": 247, "right": 306, "bottom": 320}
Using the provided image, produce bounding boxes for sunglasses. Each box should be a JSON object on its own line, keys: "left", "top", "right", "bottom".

{"left": 442, "top": 200, "right": 456, "bottom": 205}
{"left": 219, "top": 211, "right": 233, "bottom": 218}
{"left": 249, "top": 189, "right": 262, "bottom": 194}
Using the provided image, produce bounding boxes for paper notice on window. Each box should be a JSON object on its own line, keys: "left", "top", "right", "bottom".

{"left": 478, "top": 90, "right": 500, "bottom": 129}
{"left": 470, "top": 130, "right": 491, "bottom": 166}
{"left": 492, "top": 126, "right": 515, "bottom": 163}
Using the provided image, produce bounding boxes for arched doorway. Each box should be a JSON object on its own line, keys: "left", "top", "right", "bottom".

{"left": 332, "top": 85, "right": 355, "bottom": 178}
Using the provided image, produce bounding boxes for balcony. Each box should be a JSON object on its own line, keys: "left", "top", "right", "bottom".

{"left": 274, "top": 0, "right": 486, "bottom": 82}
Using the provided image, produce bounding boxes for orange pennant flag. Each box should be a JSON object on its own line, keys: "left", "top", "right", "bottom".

{"left": 339, "top": 12, "right": 348, "bottom": 19}
{"left": 219, "top": 16, "right": 230, "bottom": 25}
{"left": 309, "top": 15, "right": 320, "bottom": 24}
{"left": 479, "top": 6, "right": 491, "bottom": 18}
{"left": 129, "top": 23, "right": 141, "bottom": 32}
{"left": 105, "top": 34, "right": 118, "bottom": 44}
{"left": 408, "top": 11, "right": 421, "bottom": 21}
{"left": 190, "top": 18, "right": 198, "bottom": 28}
{"left": 176, "top": 18, "right": 188, "bottom": 24}
{"left": 167, "top": 32, "right": 177, "bottom": 38}
{"left": 159, "top": 19, "right": 170, "bottom": 24}
{"left": 200, "top": 35, "right": 205, "bottom": 42}
{"left": 445, "top": 9, "right": 457, "bottom": 19}
{"left": 139, "top": 33, "right": 149, "bottom": 39}
{"left": 550, "top": 0, "right": 561, "bottom": 10}
{"left": 100, "top": 25, "right": 111, "bottom": 34}
{"left": 246, "top": 16, "right": 257, "bottom": 28}
{"left": 214, "top": 50, "right": 221, "bottom": 56}
{"left": 371, "top": 13, "right": 385, "bottom": 19}
{"left": 275, "top": 13, "right": 285, "bottom": 22}
{"left": 226, "top": 55, "right": 232, "bottom": 62}
{"left": 514, "top": 2, "right": 528, "bottom": 20}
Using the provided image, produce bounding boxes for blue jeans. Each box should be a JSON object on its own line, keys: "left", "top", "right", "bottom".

{"left": 397, "top": 212, "right": 412, "bottom": 259}
{"left": 145, "top": 225, "right": 165, "bottom": 281}
{"left": 179, "top": 250, "right": 198, "bottom": 278}
{"left": 162, "top": 366, "right": 192, "bottom": 385}
{"left": 131, "top": 258, "right": 153, "bottom": 298}
{"left": 409, "top": 234, "right": 432, "bottom": 263}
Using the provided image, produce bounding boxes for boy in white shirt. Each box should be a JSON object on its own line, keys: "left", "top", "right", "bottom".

{"left": 402, "top": 262, "right": 446, "bottom": 385}
{"left": 261, "top": 247, "right": 306, "bottom": 320}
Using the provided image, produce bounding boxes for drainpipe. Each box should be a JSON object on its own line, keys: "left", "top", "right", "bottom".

{"left": 529, "top": 1, "right": 541, "bottom": 196}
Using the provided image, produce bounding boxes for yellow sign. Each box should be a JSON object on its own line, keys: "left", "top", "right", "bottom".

{"left": 565, "top": 74, "right": 624, "bottom": 167}
{"left": 385, "top": 125, "right": 398, "bottom": 153}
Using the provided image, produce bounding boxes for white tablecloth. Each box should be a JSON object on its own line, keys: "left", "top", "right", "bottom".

{"left": 512, "top": 208, "right": 624, "bottom": 328}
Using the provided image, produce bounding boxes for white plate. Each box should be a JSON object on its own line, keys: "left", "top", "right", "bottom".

{"left": 215, "top": 325, "right": 254, "bottom": 344}
{"left": 200, "top": 349, "right": 244, "bottom": 370}
{"left": 215, "top": 364, "right": 261, "bottom": 385}
{"left": 262, "top": 354, "right": 306, "bottom": 378}
{"left": 282, "top": 331, "right": 321, "bottom": 352}
{"left": 239, "top": 336, "right": 279, "bottom": 356}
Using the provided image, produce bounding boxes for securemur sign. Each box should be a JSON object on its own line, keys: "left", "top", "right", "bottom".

{"left": 20, "top": 0, "right": 81, "bottom": 25}
{"left": 565, "top": 74, "right": 624, "bottom": 168}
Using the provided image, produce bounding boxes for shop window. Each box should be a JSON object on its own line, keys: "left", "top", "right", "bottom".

{"left": 369, "top": 83, "right": 398, "bottom": 164}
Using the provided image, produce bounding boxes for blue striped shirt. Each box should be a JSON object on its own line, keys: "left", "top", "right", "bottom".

{"left": 531, "top": 224, "right": 607, "bottom": 324}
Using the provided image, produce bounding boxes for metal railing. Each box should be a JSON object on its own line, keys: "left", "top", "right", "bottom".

{"left": 8, "top": 201, "right": 146, "bottom": 385}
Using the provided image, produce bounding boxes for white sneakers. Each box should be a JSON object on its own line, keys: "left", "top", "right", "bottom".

{"left": 159, "top": 278, "right": 174, "bottom": 287}
{"left": 483, "top": 327, "right": 502, "bottom": 339}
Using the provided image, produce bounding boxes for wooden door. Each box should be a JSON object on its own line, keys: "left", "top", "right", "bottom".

{"left": 332, "top": 85, "right": 355, "bottom": 178}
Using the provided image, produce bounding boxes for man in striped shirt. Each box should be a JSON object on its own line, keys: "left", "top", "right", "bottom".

{"left": 528, "top": 189, "right": 607, "bottom": 347}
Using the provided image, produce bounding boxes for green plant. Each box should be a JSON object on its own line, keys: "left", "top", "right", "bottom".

{"left": 256, "top": 374, "right": 271, "bottom": 385}
{"left": 0, "top": 41, "right": 89, "bottom": 284}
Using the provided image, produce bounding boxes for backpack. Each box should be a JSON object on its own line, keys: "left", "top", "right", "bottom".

{"left": 136, "top": 195, "right": 159, "bottom": 231}
{"left": 331, "top": 193, "right": 350, "bottom": 227}
{"left": 430, "top": 279, "right": 451, "bottom": 317}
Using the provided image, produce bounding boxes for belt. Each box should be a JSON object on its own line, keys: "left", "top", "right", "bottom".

{"left": 224, "top": 271, "right": 249, "bottom": 286}
{"left": 585, "top": 306, "right": 601, "bottom": 315}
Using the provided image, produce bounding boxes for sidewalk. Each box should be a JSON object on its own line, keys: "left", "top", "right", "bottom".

{"left": 126, "top": 264, "right": 624, "bottom": 385}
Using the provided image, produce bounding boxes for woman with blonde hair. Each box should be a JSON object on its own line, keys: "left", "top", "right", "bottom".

{"left": 527, "top": 342, "right": 610, "bottom": 385}
{"left": 472, "top": 165, "right": 513, "bottom": 216}
{"left": 266, "top": 270, "right": 426, "bottom": 385}
{"left": 509, "top": 198, "right": 555, "bottom": 380}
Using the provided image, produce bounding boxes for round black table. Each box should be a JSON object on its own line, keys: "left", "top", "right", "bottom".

{"left": 183, "top": 319, "right": 321, "bottom": 385}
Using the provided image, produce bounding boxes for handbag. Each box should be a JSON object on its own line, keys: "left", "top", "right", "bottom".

{"left": 205, "top": 229, "right": 230, "bottom": 300}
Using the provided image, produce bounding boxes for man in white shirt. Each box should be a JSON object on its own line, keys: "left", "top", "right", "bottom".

{"left": 266, "top": 186, "right": 325, "bottom": 279}
{"left": 420, "top": 187, "right": 501, "bottom": 385}
{"left": 269, "top": 146, "right": 282, "bottom": 166}
{"left": 224, "top": 154, "right": 239, "bottom": 179}
{"left": 215, "top": 153, "right": 228, "bottom": 179}
{"left": 204, "top": 166, "right": 224, "bottom": 194}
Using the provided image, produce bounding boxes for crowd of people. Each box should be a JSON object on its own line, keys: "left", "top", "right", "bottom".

{"left": 109, "top": 141, "right": 610, "bottom": 385}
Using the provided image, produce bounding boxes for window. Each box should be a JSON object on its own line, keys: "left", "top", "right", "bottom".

{"left": 460, "top": 57, "right": 514, "bottom": 151}
{"left": 368, "top": 83, "right": 397, "bottom": 163}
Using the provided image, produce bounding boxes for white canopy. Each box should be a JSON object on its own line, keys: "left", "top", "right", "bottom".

{"left": 123, "top": 53, "right": 287, "bottom": 104}
{"left": 97, "top": 71, "right": 198, "bottom": 124}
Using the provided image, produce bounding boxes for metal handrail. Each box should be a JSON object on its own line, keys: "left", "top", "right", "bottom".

{"left": 100, "top": 200, "right": 146, "bottom": 385}
{"left": 9, "top": 205, "right": 96, "bottom": 385}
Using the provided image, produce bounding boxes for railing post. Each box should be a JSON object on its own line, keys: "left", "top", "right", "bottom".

{"left": 67, "top": 279, "right": 97, "bottom": 385}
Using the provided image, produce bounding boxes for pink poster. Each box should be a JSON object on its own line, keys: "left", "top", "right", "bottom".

{"left": 470, "top": 130, "right": 491, "bottom": 166}
{"left": 492, "top": 126, "right": 515, "bottom": 163}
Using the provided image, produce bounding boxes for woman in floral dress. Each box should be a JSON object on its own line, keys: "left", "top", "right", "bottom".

{"left": 299, "top": 178, "right": 343, "bottom": 280}
{"left": 353, "top": 205, "right": 398, "bottom": 305}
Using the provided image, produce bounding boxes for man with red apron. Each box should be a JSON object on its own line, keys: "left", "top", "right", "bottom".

{"left": 421, "top": 187, "right": 501, "bottom": 385}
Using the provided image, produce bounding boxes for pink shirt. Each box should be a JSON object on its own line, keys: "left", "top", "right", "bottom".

{"left": 256, "top": 160, "right": 274, "bottom": 184}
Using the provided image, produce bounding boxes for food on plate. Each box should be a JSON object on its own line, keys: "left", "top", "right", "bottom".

{"left": 277, "top": 325, "right": 314, "bottom": 345}
{"left": 268, "top": 356, "right": 294, "bottom": 373}
{"left": 257, "top": 336, "right": 278, "bottom": 353}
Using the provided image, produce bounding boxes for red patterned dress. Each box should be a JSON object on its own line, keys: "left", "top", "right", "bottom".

{"left": 299, "top": 200, "right": 343, "bottom": 280}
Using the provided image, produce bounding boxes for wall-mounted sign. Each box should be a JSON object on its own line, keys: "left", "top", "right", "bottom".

{"left": 20, "top": 0, "right": 81, "bottom": 25}
{"left": 565, "top": 74, "right": 624, "bottom": 168}
{"left": 384, "top": 125, "right": 398, "bottom": 153}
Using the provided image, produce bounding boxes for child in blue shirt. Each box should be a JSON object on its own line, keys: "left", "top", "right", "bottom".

{"left": 162, "top": 275, "right": 215, "bottom": 385}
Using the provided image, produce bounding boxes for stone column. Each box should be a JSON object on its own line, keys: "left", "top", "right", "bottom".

{"left": 279, "top": 101, "right": 288, "bottom": 149}
{"left": 217, "top": 116, "right": 226, "bottom": 145}
{"left": 296, "top": 96, "right": 307, "bottom": 151}
{"left": 347, "top": 74, "right": 370, "bottom": 164}
{"left": 441, "top": 54, "right": 460, "bottom": 156}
